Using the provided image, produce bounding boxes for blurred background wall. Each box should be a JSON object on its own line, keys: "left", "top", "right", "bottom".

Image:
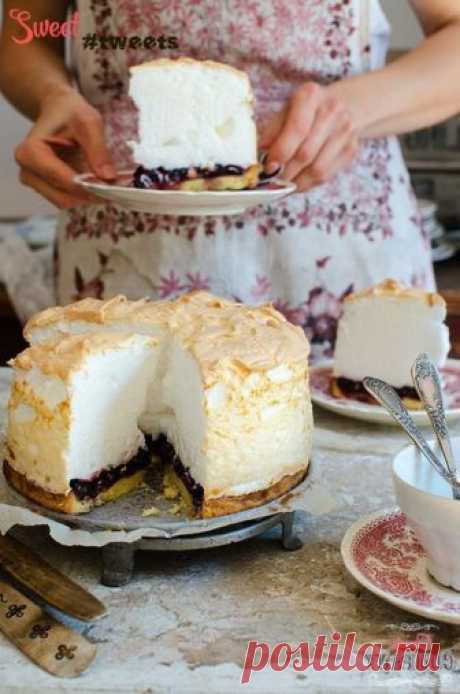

{"left": 385, "top": 0, "right": 421, "bottom": 49}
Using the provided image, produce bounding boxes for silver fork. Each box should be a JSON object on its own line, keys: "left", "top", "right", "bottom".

{"left": 412, "top": 352, "right": 458, "bottom": 484}
{"left": 363, "top": 375, "right": 460, "bottom": 500}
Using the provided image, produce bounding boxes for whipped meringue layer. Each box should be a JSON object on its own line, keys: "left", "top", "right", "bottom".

{"left": 10, "top": 292, "right": 313, "bottom": 500}
{"left": 8, "top": 333, "right": 159, "bottom": 493}
{"left": 333, "top": 279, "right": 451, "bottom": 388}
{"left": 129, "top": 58, "right": 257, "bottom": 170}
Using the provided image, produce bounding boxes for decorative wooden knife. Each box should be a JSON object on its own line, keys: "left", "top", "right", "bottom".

{"left": 0, "top": 579, "right": 96, "bottom": 677}
{"left": 0, "top": 534, "right": 106, "bottom": 622}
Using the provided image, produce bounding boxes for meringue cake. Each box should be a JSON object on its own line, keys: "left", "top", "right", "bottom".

{"left": 129, "top": 58, "right": 263, "bottom": 191}
{"left": 332, "top": 279, "right": 450, "bottom": 409}
{"left": 6, "top": 293, "right": 313, "bottom": 516}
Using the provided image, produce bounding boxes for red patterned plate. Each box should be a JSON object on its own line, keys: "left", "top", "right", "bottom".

{"left": 341, "top": 510, "right": 460, "bottom": 624}
{"left": 310, "top": 358, "right": 460, "bottom": 426}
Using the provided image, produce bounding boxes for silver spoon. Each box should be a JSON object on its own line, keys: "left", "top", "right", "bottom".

{"left": 363, "top": 376, "right": 460, "bottom": 499}
{"left": 412, "top": 352, "right": 458, "bottom": 484}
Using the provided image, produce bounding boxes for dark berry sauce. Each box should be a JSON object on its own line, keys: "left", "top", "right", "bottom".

{"left": 150, "top": 434, "right": 204, "bottom": 510}
{"left": 335, "top": 377, "right": 419, "bottom": 404}
{"left": 70, "top": 434, "right": 204, "bottom": 509}
{"left": 133, "top": 164, "right": 245, "bottom": 190}
{"left": 70, "top": 437, "right": 153, "bottom": 501}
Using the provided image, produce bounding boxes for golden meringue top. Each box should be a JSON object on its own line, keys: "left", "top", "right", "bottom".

{"left": 130, "top": 57, "right": 252, "bottom": 88}
{"left": 24, "top": 292, "right": 310, "bottom": 372}
{"left": 11, "top": 333, "right": 158, "bottom": 381}
{"left": 24, "top": 295, "right": 173, "bottom": 333}
{"left": 344, "top": 279, "right": 446, "bottom": 308}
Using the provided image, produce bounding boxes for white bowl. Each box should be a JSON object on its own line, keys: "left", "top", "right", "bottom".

{"left": 393, "top": 437, "right": 460, "bottom": 590}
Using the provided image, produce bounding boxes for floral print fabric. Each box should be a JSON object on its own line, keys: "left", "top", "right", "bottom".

{"left": 59, "top": 0, "right": 434, "bottom": 358}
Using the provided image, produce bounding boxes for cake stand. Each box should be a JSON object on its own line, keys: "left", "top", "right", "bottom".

{"left": 5, "top": 467, "right": 309, "bottom": 586}
{"left": 101, "top": 512, "right": 302, "bottom": 586}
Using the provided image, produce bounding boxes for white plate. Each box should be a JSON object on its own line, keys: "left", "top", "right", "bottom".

{"left": 75, "top": 170, "right": 296, "bottom": 217}
{"left": 427, "top": 221, "right": 445, "bottom": 241}
{"left": 310, "top": 358, "right": 460, "bottom": 426}
{"left": 417, "top": 197, "right": 437, "bottom": 220}
{"left": 341, "top": 509, "right": 460, "bottom": 625}
{"left": 432, "top": 242, "right": 456, "bottom": 263}
{"left": 15, "top": 215, "right": 56, "bottom": 248}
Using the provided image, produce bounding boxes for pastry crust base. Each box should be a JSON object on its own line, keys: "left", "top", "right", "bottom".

{"left": 164, "top": 466, "right": 309, "bottom": 518}
{"left": 175, "top": 164, "right": 262, "bottom": 191}
{"left": 3, "top": 461, "right": 146, "bottom": 514}
{"left": 202, "top": 467, "right": 308, "bottom": 518}
{"left": 330, "top": 377, "right": 423, "bottom": 411}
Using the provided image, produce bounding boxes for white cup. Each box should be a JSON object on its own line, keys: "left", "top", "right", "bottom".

{"left": 393, "top": 437, "right": 460, "bottom": 591}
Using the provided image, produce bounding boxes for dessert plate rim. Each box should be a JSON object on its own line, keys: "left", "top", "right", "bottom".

{"left": 310, "top": 358, "right": 460, "bottom": 426}
{"left": 341, "top": 508, "right": 460, "bottom": 624}
{"left": 75, "top": 170, "right": 296, "bottom": 217}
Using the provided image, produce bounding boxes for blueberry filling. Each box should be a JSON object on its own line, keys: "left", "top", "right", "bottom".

{"left": 150, "top": 434, "right": 204, "bottom": 509}
{"left": 133, "top": 164, "right": 245, "bottom": 190}
{"left": 70, "top": 434, "right": 204, "bottom": 509}
{"left": 258, "top": 165, "right": 282, "bottom": 181}
{"left": 336, "top": 377, "right": 418, "bottom": 403}
{"left": 70, "top": 440, "right": 153, "bottom": 501}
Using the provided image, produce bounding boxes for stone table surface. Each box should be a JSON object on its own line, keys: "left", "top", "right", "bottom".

{"left": 1, "top": 367, "right": 460, "bottom": 693}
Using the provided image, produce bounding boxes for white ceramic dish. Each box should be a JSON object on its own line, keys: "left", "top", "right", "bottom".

{"left": 15, "top": 215, "right": 56, "bottom": 249}
{"left": 310, "top": 359, "right": 460, "bottom": 426}
{"left": 431, "top": 242, "right": 456, "bottom": 263}
{"left": 341, "top": 509, "right": 460, "bottom": 625}
{"left": 427, "top": 221, "right": 445, "bottom": 241}
{"left": 393, "top": 436, "right": 460, "bottom": 591}
{"left": 417, "top": 198, "right": 437, "bottom": 221}
{"left": 75, "top": 171, "right": 296, "bottom": 217}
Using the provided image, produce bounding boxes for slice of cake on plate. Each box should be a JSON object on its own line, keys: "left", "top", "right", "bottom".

{"left": 6, "top": 292, "right": 313, "bottom": 517}
{"left": 332, "top": 279, "right": 450, "bottom": 409}
{"left": 129, "top": 58, "right": 264, "bottom": 191}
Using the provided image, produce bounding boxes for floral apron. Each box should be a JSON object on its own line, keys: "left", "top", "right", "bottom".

{"left": 60, "top": 0, "right": 434, "bottom": 358}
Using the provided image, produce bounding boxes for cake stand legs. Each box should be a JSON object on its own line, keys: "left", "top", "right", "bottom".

{"left": 101, "top": 543, "right": 136, "bottom": 586}
{"left": 279, "top": 512, "right": 303, "bottom": 551}
{"left": 99, "top": 514, "right": 301, "bottom": 585}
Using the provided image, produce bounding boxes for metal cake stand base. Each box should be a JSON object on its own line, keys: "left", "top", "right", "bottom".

{"left": 101, "top": 511, "right": 302, "bottom": 586}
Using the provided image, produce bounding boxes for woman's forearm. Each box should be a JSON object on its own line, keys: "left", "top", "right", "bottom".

{"left": 0, "top": 42, "right": 73, "bottom": 120}
{"left": 0, "top": 1, "right": 73, "bottom": 120}
{"left": 329, "top": 19, "right": 460, "bottom": 139}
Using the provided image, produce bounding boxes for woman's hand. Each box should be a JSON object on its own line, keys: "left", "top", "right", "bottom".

{"left": 14, "top": 87, "right": 116, "bottom": 209}
{"left": 260, "top": 82, "right": 359, "bottom": 192}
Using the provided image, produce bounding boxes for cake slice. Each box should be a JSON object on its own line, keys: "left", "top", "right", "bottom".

{"left": 332, "top": 279, "right": 450, "bottom": 409}
{"left": 129, "top": 58, "right": 263, "bottom": 191}
{"left": 5, "top": 333, "right": 160, "bottom": 513}
{"left": 8, "top": 292, "right": 313, "bottom": 517}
